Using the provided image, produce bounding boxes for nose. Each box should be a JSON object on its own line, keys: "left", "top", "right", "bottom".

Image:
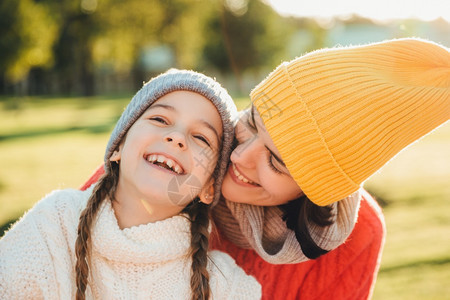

{"left": 230, "top": 134, "right": 261, "bottom": 168}
{"left": 164, "top": 131, "right": 187, "bottom": 150}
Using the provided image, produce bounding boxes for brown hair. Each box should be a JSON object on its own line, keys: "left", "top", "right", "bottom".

{"left": 183, "top": 200, "right": 211, "bottom": 300}
{"left": 75, "top": 161, "right": 119, "bottom": 300}
{"left": 74, "top": 161, "right": 212, "bottom": 299}
{"left": 280, "top": 195, "right": 334, "bottom": 259}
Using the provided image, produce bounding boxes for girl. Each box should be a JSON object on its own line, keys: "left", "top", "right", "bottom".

{"left": 0, "top": 69, "right": 261, "bottom": 299}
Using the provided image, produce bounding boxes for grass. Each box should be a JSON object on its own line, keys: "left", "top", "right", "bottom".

{"left": 0, "top": 95, "right": 251, "bottom": 228}
{"left": 365, "top": 122, "right": 450, "bottom": 300}
{"left": 1, "top": 95, "right": 450, "bottom": 299}
{"left": 0, "top": 95, "right": 127, "bottom": 227}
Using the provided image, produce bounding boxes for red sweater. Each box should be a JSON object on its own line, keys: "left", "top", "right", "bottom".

{"left": 81, "top": 166, "right": 385, "bottom": 300}
{"left": 210, "top": 193, "right": 385, "bottom": 300}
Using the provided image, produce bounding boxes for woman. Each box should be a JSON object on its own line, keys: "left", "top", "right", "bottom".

{"left": 82, "top": 38, "right": 449, "bottom": 299}
{"left": 210, "top": 37, "right": 449, "bottom": 299}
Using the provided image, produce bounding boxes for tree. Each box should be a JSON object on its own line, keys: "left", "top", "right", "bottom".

{"left": 92, "top": 0, "right": 211, "bottom": 88}
{"left": 0, "top": 0, "right": 57, "bottom": 92}
{"left": 202, "top": 0, "right": 293, "bottom": 92}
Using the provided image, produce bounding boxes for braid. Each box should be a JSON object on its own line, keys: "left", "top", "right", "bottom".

{"left": 184, "top": 200, "right": 211, "bottom": 300}
{"left": 75, "top": 162, "right": 119, "bottom": 300}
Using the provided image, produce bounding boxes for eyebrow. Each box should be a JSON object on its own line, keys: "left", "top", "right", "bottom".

{"left": 250, "top": 105, "right": 257, "bottom": 128}
{"left": 149, "top": 103, "right": 175, "bottom": 111}
{"left": 201, "top": 120, "right": 221, "bottom": 144}
{"left": 150, "top": 103, "right": 221, "bottom": 143}
{"left": 252, "top": 105, "right": 286, "bottom": 167}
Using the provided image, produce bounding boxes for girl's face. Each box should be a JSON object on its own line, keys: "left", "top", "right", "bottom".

{"left": 221, "top": 106, "right": 303, "bottom": 206}
{"left": 114, "top": 91, "right": 222, "bottom": 216}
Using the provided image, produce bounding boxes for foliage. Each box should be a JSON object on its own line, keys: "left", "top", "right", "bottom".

{"left": 0, "top": 0, "right": 296, "bottom": 95}
{"left": 2, "top": 1, "right": 447, "bottom": 96}
{"left": 202, "top": 0, "right": 292, "bottom": 91}
{"left": 0, "top": 0, "right": 57, "bottom": 82}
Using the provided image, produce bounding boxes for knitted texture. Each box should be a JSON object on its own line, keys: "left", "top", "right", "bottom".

{"left": 105, "top": 69, "right": 238, "bottom": 205}
{"left": 211, "top": 190, "right": 386, "bottom": 300}
{"left": 0, "top": 187, "right": 261, "bottom": 299}
{"left": 213, "top": 191, "right": 360, "bottom": 264}
{"left": 81, "top": 164, "right": 361, "bottom": 264}
{"left": 252, "top": 38, "right": 450, "bottom": 206}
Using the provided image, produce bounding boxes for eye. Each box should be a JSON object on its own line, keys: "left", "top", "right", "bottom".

{"left": 194, "top": 135, "right": 211, "bottom": 147}
{"left": 267, "top": 154, "right": 283, "bottom": 174}
{"left": 246, "top": 114, "right": 257, "bottom": 131}
{"left": 149, "top": 116, "right": 168, "bottom": 125}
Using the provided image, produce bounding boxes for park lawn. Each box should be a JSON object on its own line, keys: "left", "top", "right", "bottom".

{"left": 1, "top": 96, "right": 450, "bottom": 299}
{"left": 0, "top": 95, "right": 128, "bottom": 225}
{"left": 0, "top": 95, "right": 251, "bottom": 225}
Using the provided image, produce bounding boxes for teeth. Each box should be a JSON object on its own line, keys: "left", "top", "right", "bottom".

{"left": 147, "top": 154, "right": 183, "bottom": 175}
{"left": 166, "top": 159, "right": 174, "bottom": 169}
{"left": 238, "top": 174, "right": 249, "bottom": 183}
{"left": 232, "top": 164, "right": 254, "bottom": 184}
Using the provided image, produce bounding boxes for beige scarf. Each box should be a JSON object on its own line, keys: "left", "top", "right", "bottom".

{"left": 212, "top": 190, "right": 361, "bottom": 264}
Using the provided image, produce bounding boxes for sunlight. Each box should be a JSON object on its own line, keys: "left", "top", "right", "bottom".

{"left": 265, "top": 0, "right": 450, "bottom": 22}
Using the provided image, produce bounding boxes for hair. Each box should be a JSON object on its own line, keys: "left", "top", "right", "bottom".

{"left": 74, "top": 163, "right": 214, "bottom": 300}
{"left": 183, "top": 201, "right": 211, "bottom": 300}
{"left": 280, "top": 195, "right": 334, "bottom": 259}
{"left": 75, "top": 161, "right": 119, "bottom": 300}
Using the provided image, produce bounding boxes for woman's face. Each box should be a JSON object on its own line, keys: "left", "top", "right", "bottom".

{"left": 221, "top": 106, "right": 303, "bottom": 206}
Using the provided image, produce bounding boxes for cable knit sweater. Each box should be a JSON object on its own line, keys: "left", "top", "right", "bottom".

{"left": 0, "top": 187, "right": 261, "bottom": 299}
{"left": 80, "top": 165, "right": 361, "bottom": 265}
{"left": 81, "top": 165, "right": 385, "bottom": 299}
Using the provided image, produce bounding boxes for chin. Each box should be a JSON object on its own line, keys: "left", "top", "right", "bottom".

{"left": 221, "top": 175, "right": 248, "bottom": 204}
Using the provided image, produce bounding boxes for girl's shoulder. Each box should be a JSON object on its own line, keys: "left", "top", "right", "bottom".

{"left": 2, "top": 187, "right": 93, "bottom": 246}
{"left": 0, "top": 187, "right": 93, "bottom": 298}
{"left": 25, "top": 186, "right": 93, "bottom": 230}
{"left": 34, "top": 186, "right": 92, "bottom": 214}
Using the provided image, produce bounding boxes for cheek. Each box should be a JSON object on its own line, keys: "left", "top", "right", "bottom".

{"left": 259, "top": 172, "right": 303, "bottom": 203}
{"left": 123, "top": 127, "right": 148, "bottom": 148}
{"left": 192, "top": 146, "right": 219, "bottom": 177}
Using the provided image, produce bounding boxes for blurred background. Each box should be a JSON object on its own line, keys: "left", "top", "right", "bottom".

{"left": 1, "top": 0, "right": 449, "bottom": 299}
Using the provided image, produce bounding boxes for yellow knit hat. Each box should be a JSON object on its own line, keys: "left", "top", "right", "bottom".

{"left": 252, "top": 38, "right": 450, "bottom": 206}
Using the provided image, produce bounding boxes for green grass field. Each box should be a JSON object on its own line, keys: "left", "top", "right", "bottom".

{"left": 1, "top": 96, "right": 450, "bottom": 299}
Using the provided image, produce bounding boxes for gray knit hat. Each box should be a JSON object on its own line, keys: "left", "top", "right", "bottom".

{"left": 105, "top": 69, "right": 237, "bottom": 205}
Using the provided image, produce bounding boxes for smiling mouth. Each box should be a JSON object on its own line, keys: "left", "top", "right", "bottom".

{"left": 232, "top": 163, "right": 258, "bottom": 186}
{"left": 145, "top": 154, "right": 184, "bottom": 175}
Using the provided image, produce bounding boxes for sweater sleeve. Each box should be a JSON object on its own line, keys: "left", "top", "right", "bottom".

{"left": 0, "top": 216, "right": 48, "bottom": 298}
{"left": 0, "top": 189, "right": 81, "bottom": 300}
{"left": 288, "top": 190, "right": 386, "bottom": 300}
{"left": 208, "top": 250, "right": 262, "bottom": 300}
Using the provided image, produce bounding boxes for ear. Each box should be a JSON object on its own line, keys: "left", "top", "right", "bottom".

{"left": 109, "top": 146, "right": 122, "bottom": 162}
{"left": 199, "top": 179, "right": 215, "bottom": 205}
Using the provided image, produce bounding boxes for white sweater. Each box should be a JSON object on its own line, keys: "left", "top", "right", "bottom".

{"left": 0, "top": 187, "right": 261, "bottom": 299}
